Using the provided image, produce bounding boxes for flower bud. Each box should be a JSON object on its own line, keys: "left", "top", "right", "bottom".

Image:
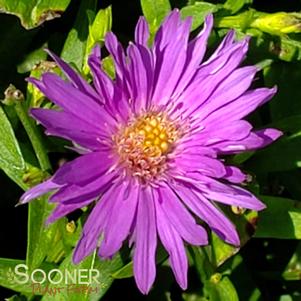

{"left": 251, "top": 12, "right": 301, "bottom": 35}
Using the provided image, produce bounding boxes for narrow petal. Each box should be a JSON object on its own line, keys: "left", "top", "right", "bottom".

{"left": 194, "top": 66, "right": 258, "bottom": 120}
{"left": 45, "top": 49, "right": 100, "bottom": 102}
{"left": 194, "top": 175, "right": 266, "bottom": 210}
{"left": 156, "top": 185, "right": 208, "bottom": 245}
{"left": 51, "top": 151, "right": 116, "bottom": 186}
{"left": 31, "top": 108, "right": 108, "bottom": 149}
{"left": 223, "top": 166, "right": 247, "bottom": 184}
{"left": 133, "top": 187, "right": 157, "bottom": 294}
{"left": 172, "top": 155, "right": 226, "bottom": 178}
{"left": 174, "top": 38, "right": 249, "bottom": 117}
{"left": 29, "top": 73, "right": 115, "bottom": 128}
{"left": 46, "top": 198, "right": 93, "bottom": 224}
{"left": 99, "top": 181, "right": 139, "bottom": 257}
{"left": 73, "top": 184, "right": 120, "bottom": 264}
{"left": 152, "top": 14, "right": 192, "bottom": 105}
{"left": 172, "top": 182, "right": 240, "bottom": 245}
{"left": 172, "top": 14, "right": 214, "bottom": 99}
{"left": 50, "top": 172, "right": 117, "bottom": 204}
{"left": 135, "top": 16, "right": 150, "bottom": 46}
{"left": 155, "top": 200, "right": 188, "bottom": 289}
{"left": 213, "top": 128, "right": 283, "bottom": 154}
{"left": 20, "top": 179, "right": 60, "bottom": 204}
{"left": 204, "top": 87, "right": 277, "bottom": 125}
{"left": 127, "top": 43, "right": 154, "bottom": 112}
{"left": 191, "top": 120, "right": 253, "bottom": 145}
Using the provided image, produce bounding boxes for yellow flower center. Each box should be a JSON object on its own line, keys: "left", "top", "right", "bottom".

{"left": 113, "top": 112, "right": 181, "bottom": 182}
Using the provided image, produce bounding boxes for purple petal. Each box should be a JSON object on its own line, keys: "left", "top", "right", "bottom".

{"left": 152, "top": 13, "right": 192, "bottom": 105}
{"left": 194, "top": 66, "right": 258, "bottom": 120}
{"left": 172, "top": 155, "right": 226, "bottom": 178}
{"left": 20, "top": 179, "right": 60, "bottom": 204}
{"left": 196, "top": 176, "right": 266, "bottom": 210}
{"left": 73, "top": 184, "right": 120, "bottom": 264}
{"left": 223, "top": 166, "right": 247, "bottom": 184}
{"left": 29, "top": 73, "right": 115, "bottom": 128}
{"left": 155, "top": 199, "right": 188, "bottom": 289}
{"left": 213, "top": 128, "right": 283, "bottom": 154}
{"left": 46, "top": 198, "right": 93, "bottom": 224}
{"left": 127, "top": 43, "right": 154, "bottom": 113}
{"left": 105, "top": 32, "right": 130, "bottom": 95}
{"left": 191, "top": 120, "right": 252, "bottom": 145}
{"left": 135, "top": 16, "right": 150, "bottom": 46}
{"left": 133, "top": 187, "right": 157, "bottom": 294}
{"left": 51, "top": 151, "right": 116, "bottom": 186}
{"left": 88, "top": 48, "right": 115, "bottom": 106}
{"left": 31, "top": 108, "right": 108, "bottom": 149}
{"left": 172, "top": 182, "right": 240, "bottom": 245}
{"left": 172, "top": 14, "right": 213, "bottom": 99}
{"left": 50, "top": 172, "right": 117, "bottom": 204}
{"left": 156, "top": 185, "right": 208, "bottom": 245}
{"left": 99, "top": 181, "right": 139, "bottom": 258}
{"left": 45, "top": 49, "right": 100, "bottom": 102}
{"left": 174, "top": 38, "right": 249, "bottom": 117}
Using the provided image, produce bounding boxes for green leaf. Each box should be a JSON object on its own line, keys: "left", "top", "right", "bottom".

{"left": 61, "top": 0, "right": 97, "bottom": 70}
{"left": 0, "top": 104, "right": 25, "bottom": 178}
{"left": 0, "top": 258, "right": 52, "bottom": 294}
{"left": 282, "top": 241, "right": 301, "bottom": 280}
{"left": 41, "top": 251, "right": 124, "bottom": 301}
{"left": 17, "top": 45, "right": 47, "bottom": 74}
{"left": 265, "top": 62, "right": 301, "bottom": 120}
{"left": 181, "top": 2, "right": 217, "bottom": 31}
{"left": 204, "top": 275, "right": 239, "bottom": 301}
{"left": 255, "top": 196, "right": 301, "bottom": 239}
{"left": 0, "top": 0, "right": 71, "bottom": 29}
{"left": 83, "top": 6, "right": 112, "bottom": 75}
{"left": 26, "top": 197, "right": 58, "bottom": 270}
{"left": 245, "top": 134, "right": 301, "bottom": 172}
{"left": 140, "top": 0, "right": 171, "bottom": 35}
{"left": 223, "top": 0, "right": 251, "bottom": 14}
{"left": 210, "top": 209, "right": 258, "bottom": 267}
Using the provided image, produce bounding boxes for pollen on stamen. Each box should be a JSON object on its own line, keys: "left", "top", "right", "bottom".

{"left": 113, "top": 112, "right": 183, "bottom": 182}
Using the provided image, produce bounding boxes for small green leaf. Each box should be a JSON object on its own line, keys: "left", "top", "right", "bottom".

{"left": 140, "top": 0, "right": 171, "bottom": 35}
{"left": 61, "top": 0, "right": 97, "bottom": 70}
{"left": 17, "top": 45, "right": 48, "bottom": 74}
{"left": 282, "top": 241, "right": 301, "bottom": 280}
{"left": 181, "top": 2, "right": 217, "bottom": 31}
{"left": 0, "top": 258, "right": 52, "bottom": 294}
{"left": 255, "top": 196, "right": 301, "bottom": 239}
{"left": 26, "top": 197, "right": 58, "bottom": 270}
{"left": 83, "top": 6, "right": 112, "bottom": 75}
{"left": 211, "top": 209, "right": 258, "bottom": 267}
{"left": 0, "top": 104, "right": 25, "bottom": 173}
{"left": 204, "top": 275, "right": 239, "bottom": 301}
{"left": 0, "top": 0, "right": 71, "bottom": 29}
{"left": 223, "top": 0, "right": 251, "bottom": 14}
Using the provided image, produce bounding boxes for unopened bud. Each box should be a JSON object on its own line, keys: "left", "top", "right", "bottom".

{"left": 22, "top": 165, "right": 48, "bottom": 187}
{"left": 251, "top": 12, "right": 301, "bottom": 35}
{"left": 2, "top": 84, "right": 24, "bottom": 105}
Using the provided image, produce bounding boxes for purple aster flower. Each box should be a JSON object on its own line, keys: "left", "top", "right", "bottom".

{"left": 20, "top": 10, "right": 282, "bottom": 294}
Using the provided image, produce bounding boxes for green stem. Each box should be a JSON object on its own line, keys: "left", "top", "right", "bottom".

{"left": 15, "top": 102, "right": 51, "bottom": 171}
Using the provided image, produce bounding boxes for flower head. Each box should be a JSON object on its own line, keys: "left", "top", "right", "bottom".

{"left": 20, "top": 10, "right": 282, "bottom": 294}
